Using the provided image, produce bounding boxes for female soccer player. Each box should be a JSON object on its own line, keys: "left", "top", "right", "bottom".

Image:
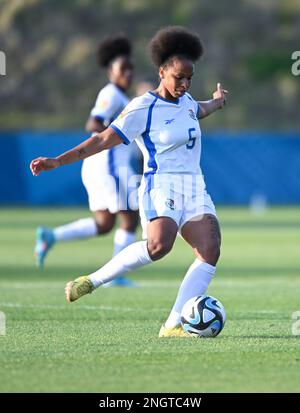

{"left": 34, "top": 35, "right": 139, "bottom": 287}
{"left": 31, "top": 26, "right": 228, "bottom": 337}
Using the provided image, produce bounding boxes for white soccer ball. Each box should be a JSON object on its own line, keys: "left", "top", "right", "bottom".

{"left": 181, "top": 295, "right": 226, "bottom": 337}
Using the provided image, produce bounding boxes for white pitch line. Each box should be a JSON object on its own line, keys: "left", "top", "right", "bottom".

{"left": 0, "top": 302, "right": 169, "bottom": 312}
{"left": 0, "top": 280, "right": 180, "bottom": 289}
{"left": 0, "top": 279, "right": 293, "bottom": 291}
{"left": 0, "top": 303, "right": 136, "bottom": 312}
{"left": 0, "top": 303, "right": 280, "bottom": 316}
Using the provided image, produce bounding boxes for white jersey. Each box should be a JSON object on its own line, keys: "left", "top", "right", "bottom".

{"left": 110, "top": 91, "right": 216, "bottom": 236}
{"left": 81, "top": 83, "right": 139, "bottom": 212}
{"left": 111, "top": 91, "right": 203, "bottom": 188}
{"left": 91, "top": 82, "right": 129, "bottom": 126}
{"left": 88, "top": 83, "right": 131, "bottom": 169}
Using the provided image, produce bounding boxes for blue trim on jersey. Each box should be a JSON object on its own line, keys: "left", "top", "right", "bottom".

{"left": 148, "top": 91, "right": 179, "bottom": 105}
{"left": 141, "top": 97, "right": 159, "bottom": 220}
{"left": 93, "top": 114, "right": 106, "bottom": 123}
{"left": 109, "top": 124, "right": 130, "bottom": 145}
{"left": 142, "top": 97, "right": 158, "bottom": 177}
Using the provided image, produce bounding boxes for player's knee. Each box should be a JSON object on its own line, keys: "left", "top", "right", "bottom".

{"left": 95, "top": 220, "right": 114, "bottom": 235}
{"left": 93, "top": 211, "right": 116, "bottom": 235}
{"left": 147, "top": 239, "right": 173, "bottom": 261}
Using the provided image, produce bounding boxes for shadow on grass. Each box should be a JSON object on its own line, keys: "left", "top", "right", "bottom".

{"left": 1, "top": 263, "right": 299, "bottom": 282}
{"left": 2, "top": 219, "right": 300, "bottom": 230}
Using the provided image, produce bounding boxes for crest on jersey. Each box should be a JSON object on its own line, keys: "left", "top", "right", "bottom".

{"left": 165, "top": 199, "right": 175, "bottom": 210}
{"left": 188, "top": 109, "right": 197, "bottom": 120}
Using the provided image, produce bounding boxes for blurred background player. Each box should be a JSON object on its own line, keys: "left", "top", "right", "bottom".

{"left": 34, "top": 34, "right": 140, "bottom": 287}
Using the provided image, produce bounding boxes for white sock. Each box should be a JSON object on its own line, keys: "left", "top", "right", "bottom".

{"left": 111, "top": 229, "right": 136, "bottom": 280}
{"left": 53, "top": 218, "right": 97, "bottom": 242}
{"left": 89, "top": 241, "right": 152, "bottom": 288}
{"left": 164, "top": 259, "right": 216, "bottom": 328}
{"left": 113, "top": 229, "right": 136, "bottom": 256}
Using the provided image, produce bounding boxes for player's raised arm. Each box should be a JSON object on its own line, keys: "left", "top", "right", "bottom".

{"left": 30, "top": 127, "right": 123, "bottom": 176}
{"left": 198, "top": 82, "right": 228, "bottom": 119}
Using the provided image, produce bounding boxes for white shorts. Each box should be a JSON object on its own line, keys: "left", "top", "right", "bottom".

{"left": 138, "top": 174, "right": 217, "bottom": 239}
{"left": 81, "top": 149, "right": 139, "bottom": 213}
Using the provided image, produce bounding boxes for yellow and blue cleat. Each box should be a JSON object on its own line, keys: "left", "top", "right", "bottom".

{"left": 158, "top": 324, "right": 190, "bottom": 337}
{"left": 65, "top": 276, "right": 95, "bottom": 302}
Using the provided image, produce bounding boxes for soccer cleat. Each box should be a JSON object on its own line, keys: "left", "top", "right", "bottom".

{"left": 34, "top": 226, "right": 55, "bottom": 268}
{"left": 103, "top": 276, "right": 139, "bottom": 288}
{"left": 65, "top": 276, "right": 95, "bottom": 302}
{"left": 158, "top": 324, "right": 190, "bottom": 338}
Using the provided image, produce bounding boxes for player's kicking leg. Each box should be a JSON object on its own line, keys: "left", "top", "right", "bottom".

{"left": 64, "top": 239, "right": 152, "bottom": 302}
{"left": 104, "top": 210, "right": 140, "bottom": 288}
{"left": 64, "top": 217, "right": 176, "bottom": 301}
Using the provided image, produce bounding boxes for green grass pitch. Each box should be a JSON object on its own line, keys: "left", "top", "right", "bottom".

{"left": 0, "top": 207, "right": 300, "bottom": 393}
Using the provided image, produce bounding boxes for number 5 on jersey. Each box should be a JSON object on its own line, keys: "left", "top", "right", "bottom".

{"left": 186, "top": 127, "right": 197, "bottom": 149}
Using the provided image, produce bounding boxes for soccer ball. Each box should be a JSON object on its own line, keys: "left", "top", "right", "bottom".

{"left": 181, "top": 295, "right": 226, "bottom": 337}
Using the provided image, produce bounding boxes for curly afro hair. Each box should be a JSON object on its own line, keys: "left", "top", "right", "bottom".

{"left": 97, "top": 34, "right": 132, "bottom": 68}
{"left": 149, "top": 26, "right": 203, "bottom": 68}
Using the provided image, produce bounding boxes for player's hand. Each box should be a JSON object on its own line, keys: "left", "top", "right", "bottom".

{"left": 213, "top": 83, "right": 228, "bottom": 109}
{"left": 30, "top": 157, "right": 60, "bottom": 176}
